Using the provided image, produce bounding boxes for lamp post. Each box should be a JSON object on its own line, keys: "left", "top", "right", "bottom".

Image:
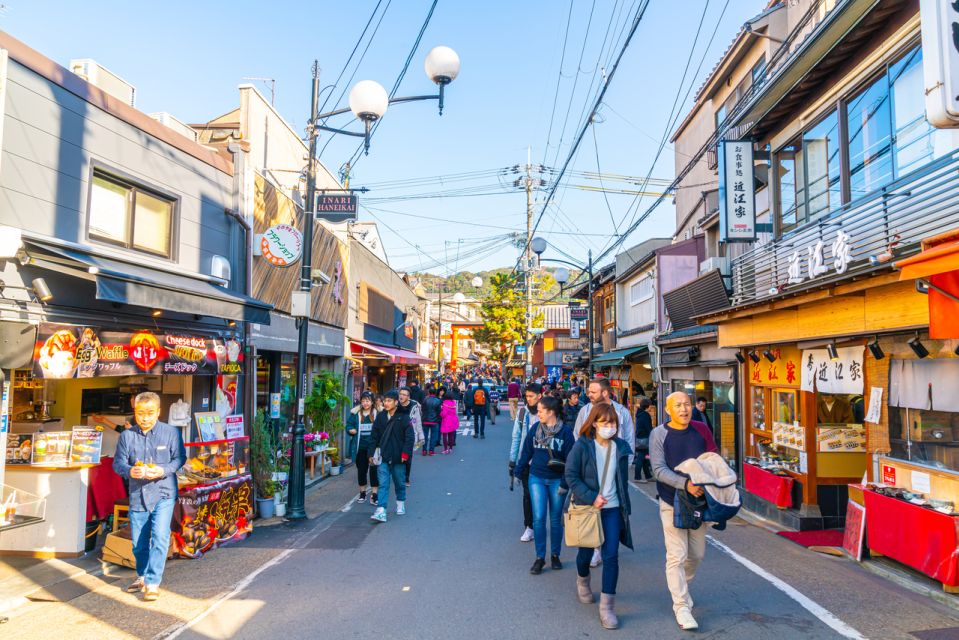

{"left": 287, "top": 47, "right": 460, "bottom": 521}
{"left": 530, "top": 237, "right": 594, "bottom": 377}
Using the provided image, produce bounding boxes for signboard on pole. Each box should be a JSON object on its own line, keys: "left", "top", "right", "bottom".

{"left": 314, "top": 194, "right": 358, "bottom": 223}
{"left": 570, "top": 307, "right": 589, "bottom": 321}
{"left": 718, "top": 140, "right": 756, "bottom": 242}
{"left": 515, "top": 345, "right": 527, "bottom": 355}
{"left": 569, "top": 322, "right": 580, "bottom": 339}
{"left": 920, "top": 0, "right": 959, "bottom": 127}
{"left": 260, "top": 224, "right": 302, "bottom": 267}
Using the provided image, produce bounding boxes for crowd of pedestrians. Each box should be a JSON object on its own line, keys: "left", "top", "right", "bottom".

{"left": 346, "top": 367, "right": 735, "bottom": 632}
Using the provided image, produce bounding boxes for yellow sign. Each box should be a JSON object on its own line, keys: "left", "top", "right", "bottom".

{"left": 748, "top": 345, "right": 801, "bottom": 388}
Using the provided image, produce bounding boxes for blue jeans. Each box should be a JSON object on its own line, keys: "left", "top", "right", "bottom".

{"left": 129, "top": 497, "right": 176, "bottom": 587}
{"left": 529, "top": 474, "right": 564, "bottom": 559}
{"left": 473, "top": 409, "right": 486, "bottom": 435}
{"left": 377, "top": 462, "right": 407, "bottom": 509}
{"left": 576, "top": 507, "right": 622, "bottom": 594}
{"left": 423, "top": 422, "right": 441, "bottom": 451}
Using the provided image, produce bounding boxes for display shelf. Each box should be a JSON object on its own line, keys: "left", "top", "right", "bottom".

{"left": 744, "top": 463, "right": 795, "bottom": 508}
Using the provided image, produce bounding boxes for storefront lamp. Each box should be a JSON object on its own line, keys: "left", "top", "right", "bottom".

{"left": 908, "top": 333, "right": 929, "bottom": 359}
{"left": 762, "top": 349, "right": 777, "bottom": 363}
{"left": 868, "top": 337, "right": 884, "bottom": 360}
{"left": 734, "top": 352, "right": 746, "bottom": 364}
{"left": 748, "top": 350, "right": 761, "bottom": 364}
{"left": 151, "top": 309, "right": 163, "bottom": 317}
{"left": 826, "top": 343, "right": 839, "bottom": 361}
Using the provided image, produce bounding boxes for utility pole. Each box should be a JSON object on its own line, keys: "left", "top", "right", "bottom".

{"left": 524, "top": 147, "right": 533, "bottom": 379}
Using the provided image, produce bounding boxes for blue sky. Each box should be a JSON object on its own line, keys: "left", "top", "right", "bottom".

{"left": 4, "top": 1, "right": 759, "bottom": 276}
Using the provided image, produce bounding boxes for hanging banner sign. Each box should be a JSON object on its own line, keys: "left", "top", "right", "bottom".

{"left": 172, "top": 474, "right": 253, "bottom": 559}
{"left": 570, "top": 308, "right": 589, "bottom": 321}
{"left": 314, "top": 194, "right": 358, "bottom": 223}
{"left": 800, "top": 347, "right": 865, "bottom": 395}
{"left": 261, "top": 224, "right": 302, "bottom": 267}
{"left": 718, "top": 140, "right": 756, "bottom": 242}
{"left": 748, "top": 345, "right": 801, "bottom": 388}
{"left": 33, "top": 324, "right": 243, "bottom": 378}
{"left": 570, "top": 322, "right": 580, "bottom": 339}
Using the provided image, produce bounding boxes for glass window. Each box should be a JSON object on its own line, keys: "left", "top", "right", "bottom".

{"left": 89, "top": 174, "right": 129, "bottom": 243}
{"left": 751, "top": 55, "right": 767, "bottom": 86}
{"left": 846, "top": 74, "right": 893, "bottom": 200}
{"left": 88, "top": 171, "right": 175, "bottom": 257}
{"left": 775, "top": 144, "right": 803, "bottom": 232}
{"left": 630, "top": 276, "right": 652, "bottom": 305}
{"left": 803, "top": 110, "right": 842, "bottom": 219}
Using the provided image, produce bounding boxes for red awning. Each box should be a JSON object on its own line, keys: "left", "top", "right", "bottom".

{"left": 897, "top": 236, "right": 959, "bottom": 339}
{"left": 351, "top": 340, "right": 434, "bottom": 366}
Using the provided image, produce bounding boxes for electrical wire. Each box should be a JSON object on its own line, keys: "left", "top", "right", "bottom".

{"left": 316, "top": 0, "right": 385, "bottom": 117}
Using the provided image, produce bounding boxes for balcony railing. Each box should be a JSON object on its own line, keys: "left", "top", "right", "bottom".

{"left": 730, "top": 151, "right": 959, "bottom": 306}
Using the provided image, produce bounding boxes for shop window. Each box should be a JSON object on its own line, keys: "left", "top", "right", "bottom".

{"left": 88, "top": 170, "right": 175, "bottom": 258}
{"left": 888, "top": 357, "right": 959, "bottom": 473}
{"left": 629, "top": 275, "right": 653, "bottom": 305}
{"left": 846, "top": 73, "right": 893, "bottom": 200}
{"left": 774, "top": 111, "right": 841, "bottom": 233}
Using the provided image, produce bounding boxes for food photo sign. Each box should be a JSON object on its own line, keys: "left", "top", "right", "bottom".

{"left": 33, "top": 324, "right": 243, "bottom": 379}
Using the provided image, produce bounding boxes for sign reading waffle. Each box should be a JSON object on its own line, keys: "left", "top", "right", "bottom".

{"left": 34, "top": 324, "right": 243, "bottom": 378}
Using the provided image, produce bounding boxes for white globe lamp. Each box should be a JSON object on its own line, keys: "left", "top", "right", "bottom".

{"left": 452, "top": 292, "right": 466, "bottom": 303}
{"left": 424, "top": 46, "right": 461, "bottom": 85}
{"left": 349, "top": 80, "right": 389, "bottom": 121}
{"left": 471, "top": 276, "right": 483, "bottom": 287}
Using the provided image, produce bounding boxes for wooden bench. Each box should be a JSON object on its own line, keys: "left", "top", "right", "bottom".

{"left": 304, "top": 448, "right": 329, "bottom": 479}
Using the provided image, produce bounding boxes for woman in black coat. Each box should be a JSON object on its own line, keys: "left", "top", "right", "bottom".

{"left": 564, "top": 403, "right": 633, "bottom": 630}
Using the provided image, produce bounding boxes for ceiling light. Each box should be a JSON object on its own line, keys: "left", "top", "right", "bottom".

{"left": 908, "top": 333, "right": 929, "bottom": 359}
{"left": 868, "top": 337, "right": 884, "bottom": 360}
{"left": 763, "top": 349, "right": 777, "bottom": 363}
{"left": 748, "top": 350, "right": 761, "bottom": 364}
{"left": 826, "top": 343, "right": 839, "bottom": 361}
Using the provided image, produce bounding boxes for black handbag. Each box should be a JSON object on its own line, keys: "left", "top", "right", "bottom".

{"left": 545, "top": 440, "right": 566, "bottom": 473}
{"left": 673, "top": 487, "right": 707, "bottom": 530}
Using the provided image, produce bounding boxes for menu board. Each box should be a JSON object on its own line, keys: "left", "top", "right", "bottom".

{"left": 195, "top": 412, "right": 225, "bottom": 442}
{"left": 817, "top": 425, "right": 866, "bottom": 452}
{"left": 224, "top": 415, "right": 245, "bottom": 439}
{"left": 70, "top": 427, "right": 103, "bottom": 464}
{"left": 772, "top": 422, "right": 806, "bottom": 451}
{"left": 33, "top": 324, "right": 243, "bottom": 379}
{"left": 5, "top": 434, "right": 32, "bottom": 465}
{"left": 31, "top": 431, "right": 72, "bottom": 466}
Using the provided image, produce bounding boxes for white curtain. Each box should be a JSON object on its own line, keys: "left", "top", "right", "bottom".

{"left": 889, "top": 359, "right": 959, "bottom": 412}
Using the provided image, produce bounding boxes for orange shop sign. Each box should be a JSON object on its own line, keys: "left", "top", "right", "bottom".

{"left": 748, "top": 345, "right": 801, "bottom": 387}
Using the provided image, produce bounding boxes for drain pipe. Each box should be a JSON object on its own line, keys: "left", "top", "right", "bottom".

{"left": 226, "top": 141, "right": 253, "bottom": 297}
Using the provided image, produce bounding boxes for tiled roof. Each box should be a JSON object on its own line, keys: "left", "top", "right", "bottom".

{"left": 535, "top": 304, "right": 571, "bottom": 329}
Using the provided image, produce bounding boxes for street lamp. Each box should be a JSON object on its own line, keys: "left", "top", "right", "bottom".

{"left": 287, "top": 51, "right": 460, "bottom": 521}
{"left": 531, "top": 236, "right": 595, "bottom": 376}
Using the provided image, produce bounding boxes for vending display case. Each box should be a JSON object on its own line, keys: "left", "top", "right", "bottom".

{"left": 0, "top": 484, "right": 45, "bottom": 533}
{"left": 177, "top": 437, "right": 249, "bottom": 488}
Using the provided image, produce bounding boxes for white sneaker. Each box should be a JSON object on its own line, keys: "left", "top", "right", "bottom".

{"left": 396, "top": 501, "right": 406, "bottom": 516}
{"left": 520, "top": 527, "right": 534, "bottom": 542}
{"left": 370, "top": 507, "right": 387, "bottom": 523}
{"left": 676, "top": 607, "right": 698, "bottom": 631}
{"left": 590, "top": 548, "right": 602, "bottom": 567}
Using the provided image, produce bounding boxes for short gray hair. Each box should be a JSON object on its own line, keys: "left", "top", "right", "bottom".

{"left": 135, "top": 391, "right": 161, "bottom": 408}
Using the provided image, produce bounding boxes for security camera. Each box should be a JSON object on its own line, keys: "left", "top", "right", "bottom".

{"left": 311, "top": 269, "right": 331, "bottom": 286}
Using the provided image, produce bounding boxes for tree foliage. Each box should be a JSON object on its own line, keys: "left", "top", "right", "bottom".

{"left": 473, "top": 273, "right": 525, "bottom": 362}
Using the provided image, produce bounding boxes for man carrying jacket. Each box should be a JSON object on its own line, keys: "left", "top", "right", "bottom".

{"left": 369, "top": 390, "right": 414, "bottom": 523}
{"left": 508, "top": 382, "right": 543, "bottom": 543}
{"left": 650, "top": 391, "right": 718, "bottom": 631}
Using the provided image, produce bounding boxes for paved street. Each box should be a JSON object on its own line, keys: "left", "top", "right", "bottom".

{"left": 4, "top": 411, "right": 957, "bottom": 640}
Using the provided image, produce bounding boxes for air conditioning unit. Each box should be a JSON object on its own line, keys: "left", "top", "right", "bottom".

{"left": 700, "top": 256, "right": 729, "bottom": 276}
{"left": 148, "top": 112, "right": 198, "bottom": 142}
{"left": 69, "top": 59, "right": 136, "bottom": 107}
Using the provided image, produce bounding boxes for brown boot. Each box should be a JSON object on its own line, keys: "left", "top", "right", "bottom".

{"left": 577, "top": 575, "right": 594, "bottom": 603}
{"left": 599, "top": 593, "right": 618, "bottom": 629}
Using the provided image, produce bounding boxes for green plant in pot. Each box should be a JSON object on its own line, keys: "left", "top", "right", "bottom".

{"left": 251, "top": 410, "right": 276, "bottom": 501}
{"left": 305, "top": 371, "right": 350, "bottom": 468}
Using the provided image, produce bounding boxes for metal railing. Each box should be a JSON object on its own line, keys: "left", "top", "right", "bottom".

{"left": 730, "top": 151, "right": 959, "bottom": 305}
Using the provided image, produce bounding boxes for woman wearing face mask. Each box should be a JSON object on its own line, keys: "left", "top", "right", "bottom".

{"left": 564, "top": 403, "right": 634, "bottom": 630}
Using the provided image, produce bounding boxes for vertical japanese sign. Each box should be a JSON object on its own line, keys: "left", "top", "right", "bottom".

{"left": 747, "top": 346, "right": 802, "bottom": 387}
{"left": 920, "top": 0, "right": 959, "bottom": 127}
{"left": 718, "top": 140, "right": 756, "bottom": 242}
{"left": 800, "top": 347, "right": 865, "bottom": 395}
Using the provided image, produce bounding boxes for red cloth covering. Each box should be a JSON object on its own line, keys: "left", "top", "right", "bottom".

{"left": 743, "top": 463, "right": 794, "bottom": 508}
{"left": 864, "top": 488, "right": 959, "bottom": 586}
{"left": 87, "top": 456, "right": 128, "bottom": 522}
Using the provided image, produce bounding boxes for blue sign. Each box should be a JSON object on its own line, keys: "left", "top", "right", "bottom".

{"left": 515, "top": 345, "right": 527, "bottom": 355}
{"left": 546, "top": 365, "right": 562, "bottom": 382}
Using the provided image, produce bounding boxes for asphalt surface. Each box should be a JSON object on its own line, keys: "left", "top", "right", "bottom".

{"left": 3, "top": 408, "right": 959, "bottom": 639}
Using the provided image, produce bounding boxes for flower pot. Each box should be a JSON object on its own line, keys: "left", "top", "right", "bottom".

{"left": 330, "top": 466, "right": 341, "bottom": 476}
{"left": 274, "top": 497, "right": 287, "bottom": 518}
{"left": 256, "top": 497, "right": 275, "bottom": 519}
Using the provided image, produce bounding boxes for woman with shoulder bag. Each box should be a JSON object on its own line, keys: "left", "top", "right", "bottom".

{"left": 348, "top": 392, "right": 379, "bottom": 504}
{"left": 565, "top": 403, "right": 634, "bottom": 630}
{"left": 514, "top": 395, "right": 574, "bottom": 575}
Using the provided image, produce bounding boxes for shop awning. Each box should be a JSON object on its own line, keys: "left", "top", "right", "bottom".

{"left": 589, "top": 345, "right": 648, "bottom": 368}
{"left": 351, "top": 340, "right": 433, "bottom": 366}
{"left": 26, "top": 241, "right": 272, "bottom": 324}
{"left": 663, "top": 269, "right": 730, "bottom": 330}
{"left": 897, "top": 237, "right": 959, "bottom": 339}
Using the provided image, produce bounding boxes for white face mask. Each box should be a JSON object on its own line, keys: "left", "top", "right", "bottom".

{"left": 598, "top": 426, "right": 617, "bottom": 440}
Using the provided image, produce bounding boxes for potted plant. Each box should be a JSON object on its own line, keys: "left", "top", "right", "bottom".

{"left": 273, "top": 478, "right": 288, "bottom": 517}
{"left": 305, "top": 371, "right": 350, "bottom": 473}
{"left": 251, "top": 410, "right": 276, "bottom": 518}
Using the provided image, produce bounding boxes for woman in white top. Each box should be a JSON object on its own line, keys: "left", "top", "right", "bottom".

{"left": 564, "top": 403, "right": 634, "bottom": 630}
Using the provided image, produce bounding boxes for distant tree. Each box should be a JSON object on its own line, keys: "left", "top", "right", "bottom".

{"left": 473, "top": 273, "right": 526, "bottom": 362}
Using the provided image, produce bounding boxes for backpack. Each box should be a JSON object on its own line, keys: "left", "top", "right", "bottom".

{"left": 473, "top": 388, "right": 486, "bottom": 405}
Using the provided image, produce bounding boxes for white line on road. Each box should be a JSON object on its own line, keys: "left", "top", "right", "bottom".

{"left": 629, "top": 482, "right": 866, "bottom": 640}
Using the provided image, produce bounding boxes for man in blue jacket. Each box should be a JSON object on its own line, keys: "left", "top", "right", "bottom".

{"left": 113, "top": 392, "right": 186, "bottom": 602}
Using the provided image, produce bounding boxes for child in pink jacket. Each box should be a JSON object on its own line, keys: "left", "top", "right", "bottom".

{"left": 440, "top": 393, "right": 459, "bottom": 454}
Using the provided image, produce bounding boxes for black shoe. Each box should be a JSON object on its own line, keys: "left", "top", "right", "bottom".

{"left": 481, "top": 434, "right": 486, "bottom": 439}
{"left": 551, "top": 555, "right": 562, "bottom": 570}
{"left": 370, "top": 494, "right": 378, "bottom": 506}
{"left": 530, "top": 558, "right": 546, "bottom": 575}
{"left": 473, "top": 434, "right": 478, "bottom": 439}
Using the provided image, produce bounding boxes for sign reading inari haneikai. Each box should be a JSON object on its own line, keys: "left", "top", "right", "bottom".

{"left": 314, "top": 193, "right": 358, "bottom": 222}
{"left": 33, "top": 324, "right": 243, "bottom": 378}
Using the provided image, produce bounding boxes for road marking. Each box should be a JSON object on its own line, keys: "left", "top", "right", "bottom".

{"left": 340, "top": 496, "right": 357, "bottom": 512}
{"left": 629, "top": 482, "right": 866, "bottom": 640}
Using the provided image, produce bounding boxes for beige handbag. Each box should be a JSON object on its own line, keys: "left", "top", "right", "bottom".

{"left": 564, "top": 443, "right": 613, "bottom": 548}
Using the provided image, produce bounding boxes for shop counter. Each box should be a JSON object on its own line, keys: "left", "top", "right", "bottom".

{"left": 863, "top": 488, "right": 959, "bottom": 590}
{"left": 744, "top": 463, "right": 795, "bottom": 509}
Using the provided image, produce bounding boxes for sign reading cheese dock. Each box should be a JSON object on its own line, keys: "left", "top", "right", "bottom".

{"left": 261, "top": 224, "right": 302, "bottom": 267}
